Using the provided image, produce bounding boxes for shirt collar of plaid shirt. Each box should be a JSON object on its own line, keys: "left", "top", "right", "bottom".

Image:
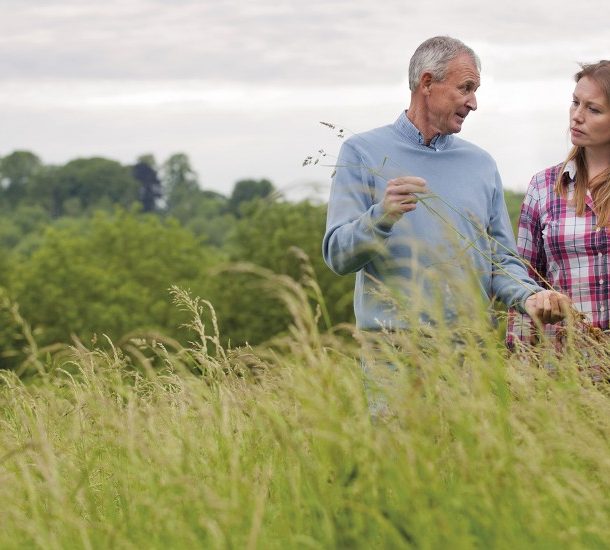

{"left": 563, "top": 159, "right": 577, "bottom": 181}
{"left": 562, "top": 159, "right": 596, "bottom": 202}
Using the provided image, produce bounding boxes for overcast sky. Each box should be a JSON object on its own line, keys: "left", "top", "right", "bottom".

{"left": 0, "top": 0, "right": 607, "bottom": 199}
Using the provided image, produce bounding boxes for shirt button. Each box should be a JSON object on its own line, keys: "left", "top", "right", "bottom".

{"left": 599, "top": 253, "right": 604, "bottom": 258}
{"left": 601, "top": 306, "right": 606, "bottom": 311}
{"left": 600, "top": 280, "right": 604, "bottom": 285}
{"left": 597, "top": 227, "right": 602, "bottom": 232}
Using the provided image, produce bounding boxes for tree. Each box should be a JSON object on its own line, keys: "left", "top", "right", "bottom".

{"left": 214, "top": 200, "right": 354, "bottom": 345}
{"left": 0, "top": 204, "right": 50, "bottom": 252}
{"left": 133, "top": 158, "right": 162, "bottom": 213}
{"left": 27, "top": 157, "right": 140, "bottom": 217}
{"left": 174, "top": 191, "right": 234, "bottom": 248}
{"left": 7, "top": 209, "right": 225, "bottom": 348}
{"left": 136, "top": 154, "right": 157, "bottom": 170}
{"left": 0, "top": 151, "right": 43, "bottom": 207}
{"left": 161, "top": 153, "right": 233, "bottom": 247}
{"left": 161, "top": 153, "right": 200, "bottom": 210}
{"left": 228, "top": 179, "right": 275, "bottom": 217}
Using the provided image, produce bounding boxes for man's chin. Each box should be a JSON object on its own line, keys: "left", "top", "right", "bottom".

{"left": 452, "top": 121, "right": 465, "bottom": 134}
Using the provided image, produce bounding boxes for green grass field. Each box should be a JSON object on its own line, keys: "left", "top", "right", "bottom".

{"left": 2, "top": 278, "right": 610, "bottom": 549}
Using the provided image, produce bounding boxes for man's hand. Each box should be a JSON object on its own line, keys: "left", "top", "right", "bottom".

{"left": 524, "top": 290, "right": 572, "bottom": 325}
{"left": 382, "top": 176, "right": 429, "bottom": 222}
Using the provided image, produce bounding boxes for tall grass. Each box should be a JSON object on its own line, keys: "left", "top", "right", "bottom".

{"left": 1, "top": 266, "right": 610, "bottom": 549}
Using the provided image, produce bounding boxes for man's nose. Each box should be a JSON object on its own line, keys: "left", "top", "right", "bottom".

{"left": 466, "top": 92, "right": 477, "bottom": 111}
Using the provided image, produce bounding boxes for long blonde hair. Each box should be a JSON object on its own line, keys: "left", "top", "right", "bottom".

{"left": 555, "top": 60, "right": 610, "bottom": 226}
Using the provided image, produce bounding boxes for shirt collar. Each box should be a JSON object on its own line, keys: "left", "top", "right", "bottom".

{"left": 394, "top": 111, "right": 452, "bottom": 151}
{"left": 562, "top": 159, "right": 577, "bottom": 181}
{"left": 561, "top": 159, "right": 594, "bottom": 203}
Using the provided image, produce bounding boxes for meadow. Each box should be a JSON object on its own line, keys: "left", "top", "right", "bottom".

{"left": 2, "top": 269, "right": 610, "bottom": 549}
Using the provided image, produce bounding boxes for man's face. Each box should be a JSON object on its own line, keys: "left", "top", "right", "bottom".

{"left": 425, "top": 53, "right": 480, "bottom": 135}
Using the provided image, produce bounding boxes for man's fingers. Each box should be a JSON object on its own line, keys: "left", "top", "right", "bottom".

{"left": 549, "top": 292, "right": 561, "bottom": 321}
{"left": 525, "top": 291, "right": 550, "bottom": 324}
{"left": 526, "top": 290, "right": 573, "bottom": 325}
{"left": 388, "top": 176, "right": 427, "bottom": 186}
{"left": 398, "top": 193, "right": 418, "bottom": 204}
{"left": 387, "top": 177, "right": 429, "bottom": 194}
{"left": 383, "top": 177, "right": 429, "bottom": 218}
{"left": 533, "top": 292, "right": 544, "bottom": 322}
{"left": 524, "top": 293, "right": 542, "bottom": 327}
{"left": 542, "top": 292, "right": 552, "bottom": 323}
{"left": 546, "top": 291, "right": 575, "bottom": 323}
{"left": 559, "top": 294, "right": 573, "bottom": 314}
{"left": 384, "top": 193, "right": 418, "bottom": 213}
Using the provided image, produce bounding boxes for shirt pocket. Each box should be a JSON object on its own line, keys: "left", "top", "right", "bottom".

{"left": 543, "top": 212, "right": 591, "bottom": 260}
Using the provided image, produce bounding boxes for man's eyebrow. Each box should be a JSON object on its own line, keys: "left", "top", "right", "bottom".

{"left": 462, "top": 79, "right": 479, "bottom": 87}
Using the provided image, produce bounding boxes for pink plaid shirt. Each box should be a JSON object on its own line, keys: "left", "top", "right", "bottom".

{"left": 507, "top": 161, "right": 610, "bottom": 347}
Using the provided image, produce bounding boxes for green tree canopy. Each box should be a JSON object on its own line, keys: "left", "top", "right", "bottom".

{"left": 27, "top": 157, "right": 140, "bottom": 217}
{"left": 133, "top": 160, "right": 162, "bottom": 213}
{"left": 162, "top": 153, "right": 200, "bottom": 209}
{"left": 214, "top": 200, "right": 354, "bottom": 345}
{"left": 161, "top": 153, "right": 233, "bottom": 247}
{"left": 0, "top": 150, "right": 43, "bottom": 208}
{"left": 7, "top": 209, "right": 224, "bottom": 348}
{"left": 136, "top": 153, "right": 158, "bottom": 170}
{"left": 228, "top": 178, "right": 275, "bottom": 217}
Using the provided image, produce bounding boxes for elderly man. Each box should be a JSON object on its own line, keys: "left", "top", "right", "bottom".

{"left": 323, "top": 36, "right": 569, "bottom": 332}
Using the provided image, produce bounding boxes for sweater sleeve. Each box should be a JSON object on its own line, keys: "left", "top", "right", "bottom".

{"left": 322, "top": 140, "right": 394, "bottom": 275}
{"left": 488, "top": 169, "right": 541, "bottom": 312}
{"left": 506, "top": 175, "right": 549, "bottom": 347}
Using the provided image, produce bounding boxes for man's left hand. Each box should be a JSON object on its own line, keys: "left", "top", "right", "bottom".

{"left": 524, "top": 290, "right": 572, "bottom": 325}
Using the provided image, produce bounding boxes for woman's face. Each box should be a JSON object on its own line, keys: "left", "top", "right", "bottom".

{"left": 570, "top": 76, "right": 610, "bottom": 152}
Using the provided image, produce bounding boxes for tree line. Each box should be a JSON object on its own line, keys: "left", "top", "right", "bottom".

{"left": 0, "top": 150, "right": 356, "bottom": 370}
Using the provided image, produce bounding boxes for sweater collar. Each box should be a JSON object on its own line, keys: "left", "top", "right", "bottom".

{"left": 394, "top": 111, "right": 452, "bottom": 151}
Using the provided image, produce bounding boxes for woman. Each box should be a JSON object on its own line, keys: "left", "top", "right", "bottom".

{"left": 507, "top": 60, "right": 610, "bottom": 348}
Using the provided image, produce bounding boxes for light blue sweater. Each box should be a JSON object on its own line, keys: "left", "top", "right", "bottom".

{"left": 323, "top": 112, "right": 539, "bottom": 330}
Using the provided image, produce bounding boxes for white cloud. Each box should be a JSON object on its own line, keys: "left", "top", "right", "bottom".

{"left": 0, "top": 0, "right": 606, "bottom": 196}
{"left": 0, "top": 78, "right": 405, "bottom": 111}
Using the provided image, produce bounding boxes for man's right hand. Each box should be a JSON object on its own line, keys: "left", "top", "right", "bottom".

{"left": 382, "top": 176, "right": 429, "bottom": 222}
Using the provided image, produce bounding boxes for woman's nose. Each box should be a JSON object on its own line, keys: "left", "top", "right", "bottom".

{"left": 572, "top": 105, "right": 584, "bottom": 122}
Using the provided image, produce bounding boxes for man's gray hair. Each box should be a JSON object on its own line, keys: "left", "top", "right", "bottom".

{"left": 408, "top": 36, "right": 481, "bottom": 91}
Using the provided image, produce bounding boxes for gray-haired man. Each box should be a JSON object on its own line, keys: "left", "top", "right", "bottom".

{"left": 323, "top": 36, "right": 570, "bottom": 331}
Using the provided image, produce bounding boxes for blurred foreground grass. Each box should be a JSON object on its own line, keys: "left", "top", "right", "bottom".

{"left": 1, "top": 273, "right": 610, "bottom": 549}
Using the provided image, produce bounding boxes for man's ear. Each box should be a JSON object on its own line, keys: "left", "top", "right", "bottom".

{"left": 420, "top": 72, "right": 433, "bottom": 95}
